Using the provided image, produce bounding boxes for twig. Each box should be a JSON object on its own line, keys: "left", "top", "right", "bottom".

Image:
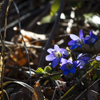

{"left": 75, "top": 78, "right": 100, "bottom": 100}
{"left": 0, "top": 0, "right": 10, "bottom": 99}
{"left": 0, "top": 0, "right": 9, "bottom": 27}
{"left": 4, "top": 0, "right": 12, "bottom": 41}
{"left": 55, "top": 80, "right": 62, "bottom": 98}
{"left": 1, "top": 4, "right": 48, "bottom": 32}
{"left": 13, "top": 0, "right": 32, "bottom": 85}
{"left": 51, "top": 88, "right": 56, "bottom": 100}
{"left": 38, "top": 0, "right": 65, "bottom": 68}
{"left": 25, "top": 72, "right": 63, "bottom": 82}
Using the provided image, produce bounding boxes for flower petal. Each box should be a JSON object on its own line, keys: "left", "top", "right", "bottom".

{"left": 79, "top": 66, "right": 84, "bottom": 69}
{"left": 70, "top": 67, "right": 76, "bottom": 73}
{"left": 60, "top": 49, "right": 69, "bottom": 58}
{"left": 70, "top": 34, "right": 79, "bottom": 40}
{"left": 81, "top": 57, "right": 90, "bottom": 63}
{"left": 54, "top": 45, "right": 60, "bottom": 51}
{"left": 77, "top": 60, "right": 85, "bottom": 67}
{"left": 46, "top": 54, "right": 56, "bottom": 61}
{"left": 68, "top": 40, "right": 76, "bottom": 46}
{"left": 67, "top": 59, "right": 73, "bottom": 64}
{"left": 84, "top": 36, "right": 90, "bottom": 44}
{"left": 52, "top": 58, "right": 59, "bottom": 68}
{"left": 79, "top": 29, "right": 83, "bottom": 40}
{"left": 96, "top": 56, "right": 100, "bottom": 61}
{"left": 60, "top": 64, "right": 67, "bottom": 70}
{"left": 77, "top": 53, "right": 83, "bottom": 59}
{"left": 63, "top": 70, "right": 70, "bottom": 75}
{"left": 73, "top": 61, "right": 79, "bottom": 67}
{"left": 79, "top": 44, "right": 82, "bottom": 48}
{"left": 47, "top": 48, "right": 54, "bottom": 53}
{"left": 60, "top": 58, "right": 67, "bottom": 64}
{"left": 89, "top": 37, "right": 96, "bottom": 44}
{"left": 70, "top": 45, "right": 79, "bottom": 50}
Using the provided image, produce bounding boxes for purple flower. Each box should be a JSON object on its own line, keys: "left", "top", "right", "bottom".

{"left": 96, "top": 56, "right": 100, "bottom": 68}
{"left": 77, "top": 53, "right": 90, "bottom": 69}
{"left": 60, "top": 59, "right": 78, "bottom": 75}
{"left": 46, "top": 44, "right": 69, "bottom": 68}
{"left": 84, "top": 30, "right": 97, "bottom": 45}
{"left": 68, "top": 29, "right": 84, "bottom": 50}
{"left": 96, "top": 56, "right": 100, "bottom": 61}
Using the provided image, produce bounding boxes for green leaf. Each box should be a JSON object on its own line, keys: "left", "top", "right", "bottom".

{"left": 35, "top": 67, "right": 45, "bottom": 74}
{"left": 93, "top": 73, "right": 97, "bottom": 81}
{"left": 40, "top": 14, "right": 56, "bottom": 24}
{"left": 91, "top": 60, "right": 98, "bottom": 66}
{"left": 50, "top": 0, "right": 60, "bottom": 17}
{"left": 44, "top": 66, "right": 52, "bottom": 72}
{"left": 51, "top": 71, "right": 61, "bottom": 80}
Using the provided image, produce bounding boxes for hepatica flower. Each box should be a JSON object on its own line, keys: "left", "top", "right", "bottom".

{"left": 68, "top": 29, "right": 84, "bottom": 50}
{"left": 46, "top": 45, "right": 69, "bottom": 68}
{"left": 96, "top": 56, "right": 100, "bottom": 68}
{"left": 84, "top": 30, "right": 97, "bottom": 45}
{"left": 60, "top": 59, "right": 78, "bottom": 75}
{"left": 96, "top": 56, "right": 100, "bottom": 61}
{"left": 77, "top": 53, "right": 90, "bottom": 69}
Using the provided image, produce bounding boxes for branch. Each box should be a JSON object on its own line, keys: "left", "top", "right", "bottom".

{"left": 0, "top": 0, "right": 9, "bottom": 27}
{"left": 38, "top": 0, "right": 65, "bottom": 68}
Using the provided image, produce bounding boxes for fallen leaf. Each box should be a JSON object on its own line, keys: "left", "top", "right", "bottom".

{"left": 34, "top": 81, "right": 44, "bottom": 100}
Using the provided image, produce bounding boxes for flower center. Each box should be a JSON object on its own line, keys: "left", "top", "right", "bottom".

{"left": 66, "top": 63, "right": 73, "bottom": 70}
{"left": 54, "top": 51, "right": 61, "bottom": 58}
{"left": 77, "top": 39, "right": 81, "bottom": 45}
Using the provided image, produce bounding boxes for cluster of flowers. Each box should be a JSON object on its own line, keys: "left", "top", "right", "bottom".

{"left": 45, "top": 29, "right": 100, "bottom": 75}
{"left": 68, "top": 29, "right": 97, "bottom": 50}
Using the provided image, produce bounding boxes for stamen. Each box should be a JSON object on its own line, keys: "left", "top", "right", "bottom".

{"left": 54, "top": 51, "right": 61, "bottom": 58}
{"left": 66, "top": 63, "right": 73, "bottom": 70}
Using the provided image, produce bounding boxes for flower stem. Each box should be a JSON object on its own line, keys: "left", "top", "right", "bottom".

{"left": 60, "top": 64, "right": 98, "bottom": 100}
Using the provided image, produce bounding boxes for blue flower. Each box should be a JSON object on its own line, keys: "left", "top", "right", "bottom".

{"left": 68, "top": 29, "right": 84, "bottom": 50}
{"left": 77, "top": 53, "right": 90, "bottom": 69}
{"left": 96, "top": 56, "right": 100, "bottom": 61}
{"left": 60, "top": 59, "right": 78, "bottom": 75}
{"left": 96, "top": 56, "right": 100, "bottom": 68}
{"left": 84, "top": 30, "right": 97, "bottom": 45}
{"left": 46, "top": 44, "right": 69, "bottom": 68}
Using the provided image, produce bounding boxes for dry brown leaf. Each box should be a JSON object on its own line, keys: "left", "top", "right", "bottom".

{"left": 10, "top": 54, "right": 17, "bottom": 62}
{"left": 21, "top": 29, "right": 47, "bottom": 40}
{"left": 33, "top": 81, "right": 44, "bottom": 100}
{"left": 18, "top": 58, "right": 28, "bottom": 66}
{"left": 43, "top": 87, "right": 54, "bottom": 100}
{"left": 32, "top": 91, "right": 38, "bottom": 100}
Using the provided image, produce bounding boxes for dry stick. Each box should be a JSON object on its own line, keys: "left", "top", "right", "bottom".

{"left": 0, "top": 0, "right": 9, "bottom": 100}
{"left": 75, "top": 78, "right": 100, "bottom": 100}
{"left": 51, "top": 88, "right": 56, "bottom": 100}
{"left": 0, "top": 34, "right": 5, "bottom": 100}
{"left": 0, "top": 0, "right": 9, "bottom": 28}
{"left": 4, "top": 0, "right": 12, "bottom": 41}
{"left": 1, "top": 4, "right": 48, "bottom": 32}
{"left": 13, "top": 0, "right": 32, "bottom": 85}
{"left": 38, "top": 0, "right": 65, "bottom": 68}
{"left": 60, "top": 64, "right": 98, "bottom": 100}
